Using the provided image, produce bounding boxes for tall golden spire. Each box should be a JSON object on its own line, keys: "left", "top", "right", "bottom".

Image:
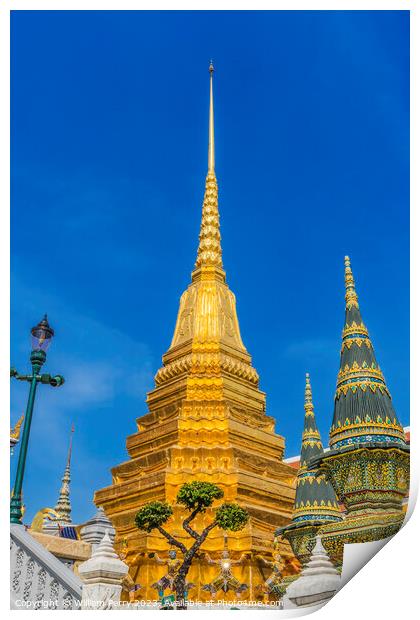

{"left": 195, "top": 61, "right": 223, "bottom": 271}
{"left": 96, "top": 64, "right": 298, "bottom": 601}
{"left": 151, "top": 61, "right": 261, "bottom": 397}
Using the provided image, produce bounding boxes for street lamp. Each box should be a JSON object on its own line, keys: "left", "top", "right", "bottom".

{"left": 10, "top": 315, "right": 65, "bottom": 524}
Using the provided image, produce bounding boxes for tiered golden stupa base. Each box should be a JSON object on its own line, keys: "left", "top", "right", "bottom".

{"left": 95, "top": 399, "right": 298, "bottom": 601}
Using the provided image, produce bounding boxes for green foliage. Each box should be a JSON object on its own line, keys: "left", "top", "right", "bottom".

{"left": 215, "top": 502, "right": 249, "bottom": 531}
{"left": 176, "top": 481, "right": 224, "bottom": 512}
{"left": 135, "top": 501, "right": 173, "bottom": 533}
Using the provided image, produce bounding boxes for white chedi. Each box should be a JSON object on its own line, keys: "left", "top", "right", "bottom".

{"left": 78, "top": 529, "right": 128, "bottom": 610}
{"left": 284, "top": 535, "right": 341, "bottom": 608}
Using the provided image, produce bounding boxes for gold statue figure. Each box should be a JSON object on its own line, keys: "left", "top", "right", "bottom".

{"left": 202, "top": 537, "right": 249, "bottom": 598}
{"left": 151, "top": 550, "right": 195, "bottom": 596}
{"left": 255, "top": 540, "right": 286, "bottom": 601}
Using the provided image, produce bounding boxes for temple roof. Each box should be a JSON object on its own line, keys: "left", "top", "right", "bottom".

{"left": 329, "top": 256, "right": 406, "bottom": 450}
{"left": 291, "top": 375, "right": 341, "bottom": 524}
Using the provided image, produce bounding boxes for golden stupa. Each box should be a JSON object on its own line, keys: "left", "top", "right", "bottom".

{"left": 95, "top": 63, "right": 297, "bottom": 603}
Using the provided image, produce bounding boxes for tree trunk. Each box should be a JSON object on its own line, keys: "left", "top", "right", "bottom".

{"left": 174, "top": 565, "right": 189, "bottom": 610}
{"left": 158, "top": 520, "right": 217, "bottom": 608}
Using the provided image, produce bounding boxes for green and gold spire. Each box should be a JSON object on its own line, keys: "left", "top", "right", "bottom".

{"left": 292, "top": 374, "right": 341, "bottom": 524}
{"left": 330, "top": 256, "right": 406, "bottom": 450}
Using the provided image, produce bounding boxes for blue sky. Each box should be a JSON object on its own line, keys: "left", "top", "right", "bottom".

{"left": 11, "top": 10, "right": 409, "bottom": 524}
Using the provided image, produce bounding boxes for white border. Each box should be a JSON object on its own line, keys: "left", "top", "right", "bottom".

{"left": 2, "top": 2, "right": 417, "bottom": 619}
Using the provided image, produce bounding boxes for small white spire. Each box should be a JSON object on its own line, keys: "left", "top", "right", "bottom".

{"left": 284, "top": 535, "right": 341, "bottom": 608}
{"left": 79, "top": 528, "right": 129, "bottom": 610}
{"left": 92, "top": 529, "right": 118, "bottom": 559}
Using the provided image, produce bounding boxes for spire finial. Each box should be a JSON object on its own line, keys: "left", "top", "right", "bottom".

{"left": 194, "top": 63, "right": 223, "bottom": 271}
{"left": 344, "top": 255, "right": 359, "bottom": 309}
{"left": 66, "top": 422, "right": 75, "bottom": 467}
{"left": 304, "top": 373, "right": 313, "bottom": 412}
{"left": 208, "top": 60, "right": 215, "bottom": 174}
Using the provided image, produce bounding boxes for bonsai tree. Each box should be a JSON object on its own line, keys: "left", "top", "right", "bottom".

{"left": 135, "top": 481, "right": 249, "bottom": 608}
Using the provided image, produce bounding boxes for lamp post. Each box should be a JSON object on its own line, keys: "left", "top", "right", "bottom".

{"left": 10, "top": 315, "right": 65, "bottom": 524}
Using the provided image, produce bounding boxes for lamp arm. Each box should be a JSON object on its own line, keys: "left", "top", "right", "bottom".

{"left": 11, "top": 368, "right": 64, "bottom": 387}
{"left": 10, "top": 369, "right": 32, "bottom": 382}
